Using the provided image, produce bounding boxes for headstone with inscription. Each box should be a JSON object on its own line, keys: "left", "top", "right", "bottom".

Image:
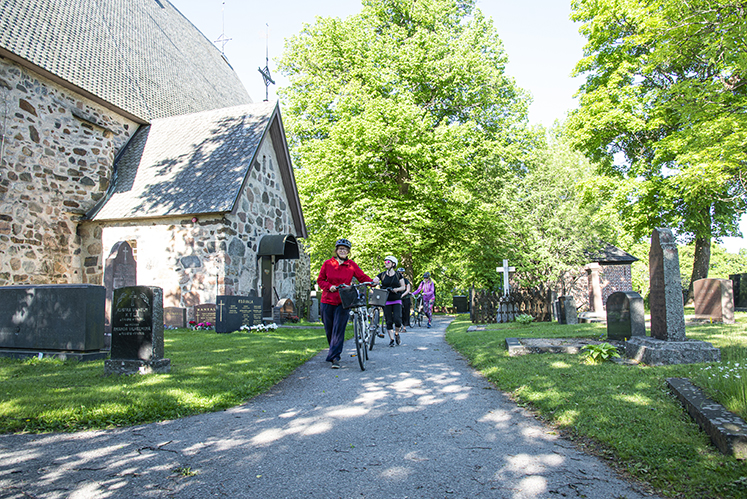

{"left": 606, "top": 291, "right": 645, "bottom": 340}
{"left": 625, "top": 228, "right": 720, "bottom": 365}
{"left": 164, "top": 307, "right": 187, "bottom": 328}
{"left": 0, "top": 284, "right": 106, "bottom": 361}
{"left": 103, "top": 242, "right": 137, "bottom": 339}
{"left": 309, "top": 296, "right": 319, "bottom": 322}
{"left": 193, "top": 303, "right": 216, "bottom": 327}
{"left": 693, "top": 278, "right": 735, "bottom": 324}
{"left": 105, "top": 286, "right": 171, "bottom": 375}
{"left": 215, "top": 295, "right": 263, "bottom": 333}
{"left": 729, "top": 273, "right": 747, "bottom": 309}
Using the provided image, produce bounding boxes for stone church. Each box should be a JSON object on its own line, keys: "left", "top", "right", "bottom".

{"left": 0, "top": 0, "right": 309, "bottom": 317}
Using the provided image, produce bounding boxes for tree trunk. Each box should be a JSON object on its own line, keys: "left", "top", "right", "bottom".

{"left": 686, "top": 235, "right": 711, "bottom": 304}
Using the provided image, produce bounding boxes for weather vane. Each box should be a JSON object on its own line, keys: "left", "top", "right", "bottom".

{"left": 214, "top": 1, "right": 232, "bottom": 55}
{"left": 258, "top": 23, "right": 275, "bottom": 101}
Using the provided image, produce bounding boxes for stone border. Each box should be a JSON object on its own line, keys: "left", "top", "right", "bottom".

{"left": 667, "top": 377, "right": 747, "bottom": 459}
{"left": 506, "top": 337, "right": 529, "bottom": 356}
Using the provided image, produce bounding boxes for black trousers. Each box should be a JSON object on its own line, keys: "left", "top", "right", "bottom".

{"left": 383, "top": 303, "right": 402, "bottom": 330}
{"left": 402, "top": 297, "right": 411, "bottom": 326}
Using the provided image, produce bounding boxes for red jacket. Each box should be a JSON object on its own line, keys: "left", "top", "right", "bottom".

{"left": 317, "top": 258, "right": 373, "bottom": 306}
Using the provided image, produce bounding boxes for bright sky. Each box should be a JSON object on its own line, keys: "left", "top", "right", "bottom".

{"left": 169, "top": 0, "right": 745, "bottom": 253}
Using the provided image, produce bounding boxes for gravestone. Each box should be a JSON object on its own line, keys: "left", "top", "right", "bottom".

{"left": 694, "top": 278, "right": 735, "bottom": 324}
{"left": 557, "top": 296, "right": 578, "bottom": 325}
{"left": 276, "top": 298, "right": 296, "bottom": 321}
{"left": 103, "top": 242, "right": 137, "bottom": 339}
{"left": 625, "top": 228, "right": 720, "bottom": 365}
{"left": 105, "top": 286, "right": 171, "bottom": 374}
{"left": 215, "top": 295, "right": 263, "bottom": 333}
{"left": 0, "top": 284, "right": 106, "bottom": 360}
{"left": 452, "top": 296, "right": 469, "bottom": 313}
{"left": 729, "top": 273, "right": 747, "bottom": 309}
{"left": 272, "top": 306, "right": 283, "bottom": 325}
{"left": 606, "top": 291, "right": 645, "bottom": 340}
{"left": 164, "top": 307, "right": 187, "bottom": 328}
{"left": 193, "top": 303, "right": 216, "bottom": 326}
{"left": 308, "top": 296, "right": 319, "bottom": 322}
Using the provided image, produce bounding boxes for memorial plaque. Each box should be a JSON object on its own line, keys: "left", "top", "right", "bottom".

{"left": 606, "top": 291, "right": 645, "bottom": 340}
{"left": 111, "top": 286, "right": 160, "bottom": 361}
{"left": 164, "top": 307, "right": 187, "bottom": 328}
{"left": 694, "top": 278, "right": 735, "bottom": 324}
{"left": 103, "top": 241, "right": 137, "bottom": 335}
{"left": 194, "top": 304, "right": 216, "bottom": 326}
{"left": 215, "top": 295, "right": 263, "bottom": 333}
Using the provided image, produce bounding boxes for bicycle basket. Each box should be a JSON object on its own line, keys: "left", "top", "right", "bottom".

{"left": 368, "top": 289, "right": 389, "bottom": 307}
{"left": 339, "top": 285, "right": 366, "bottom": 309}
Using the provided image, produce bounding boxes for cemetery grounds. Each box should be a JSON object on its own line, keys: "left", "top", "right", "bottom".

{"left": 0, "top": 315, "right": 746, "bottom": 498}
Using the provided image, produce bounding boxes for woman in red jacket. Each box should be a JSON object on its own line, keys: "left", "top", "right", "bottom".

{"left": 317, "top": 238, "right": 378, "bottom": 368}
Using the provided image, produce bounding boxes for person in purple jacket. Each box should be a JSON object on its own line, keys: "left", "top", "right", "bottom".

{"left": 412, "top": 272, "right": 436, "bottom": 328}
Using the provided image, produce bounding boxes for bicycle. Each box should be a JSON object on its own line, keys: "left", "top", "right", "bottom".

{"left": 368, "top": 305, "right": 387, "bottom": 344}
{"left": 339, "top": 282, "right": 375, "bottom": 371}
{"left": 411, "top": 295, "right": 425, "bottom": 327}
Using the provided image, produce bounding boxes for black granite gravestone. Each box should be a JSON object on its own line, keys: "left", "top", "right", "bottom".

{"left": 215, "top": 295, "right": 263, "bottom": 333}
{"left": 0, "top": 284, "right": 106, "bottom": 360}
{"left": 106, "top": 286, "right": 170, "bottom": 374}
{"left": 103, "top": 241, "right": 137, "bottom": 336}
{"left": 606, "top": 291, "right": 645, "bottom": 340}
{"left": 729, "top": 273, "right": 747, "bottom": 309}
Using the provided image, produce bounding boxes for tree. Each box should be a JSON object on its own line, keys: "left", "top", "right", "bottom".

{"left": 278, "top": 0, "right": 536, "bottom": 284}
{"left": 568, "top": 0, "right": 747, "bottom": 302}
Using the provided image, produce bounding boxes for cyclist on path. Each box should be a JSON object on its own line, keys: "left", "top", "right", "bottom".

{"left": 398, "top": 267, "right": 412, "bottom": 332}
{"left": 413, "top": 271, "right": 436, "bottom": 328}
{"left": 317, "top": 239, "right": 378, "bottom": 368}
{"left": 377, "top": 256, "right": 406, "bottom": 347}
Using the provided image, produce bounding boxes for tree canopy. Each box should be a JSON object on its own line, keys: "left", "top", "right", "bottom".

{"left": 568, "top": 0, "right": 747, "bottom": 299}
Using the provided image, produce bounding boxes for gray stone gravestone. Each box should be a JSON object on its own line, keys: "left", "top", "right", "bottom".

{"left": 693, "top": 278, "right": 735, "bottom": 324}
{"left": 103, "top": 242, "right": 137, "bottom": 340}
{"left": 606, "top": 291, "right": 645, "bottom": 340}
{"left": 625, "top": 228, "right": 720, "bottom": 365}
{"left": 309, "top": 296, "right": 320, "bottom": 322}
{"left": 0, "top": 284, "right": 106, "bottom": 361}
{"left": 105, "top": 286, "right": 171, "bottom": 375}
{"left": 729, "top": 273, "right": 747, "bottom": 309}
{"left": 164, "top": 307, "right": 187, "bottom": 328}
{"left": 557, "top": 296, "right": 578, "bottom": 325}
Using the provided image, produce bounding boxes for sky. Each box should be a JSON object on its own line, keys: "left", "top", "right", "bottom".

{"left": 169, "top": 0, "right": 746, "bottom": 253}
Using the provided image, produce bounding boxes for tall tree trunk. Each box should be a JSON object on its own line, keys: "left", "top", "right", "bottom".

{"left": 685, "top": 235, "right": 711, "bottom": 304}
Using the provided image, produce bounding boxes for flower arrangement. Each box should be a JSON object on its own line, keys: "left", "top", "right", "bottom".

{"left": 240, "top": 323, "right": 279, "bottom": 332}
{"left": 189, "top": 320, "right": 214, "bottom": 331}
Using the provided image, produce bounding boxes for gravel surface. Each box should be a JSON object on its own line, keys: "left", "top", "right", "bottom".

{"left": 0, "top": 316, "right": 659, "bottom": 498}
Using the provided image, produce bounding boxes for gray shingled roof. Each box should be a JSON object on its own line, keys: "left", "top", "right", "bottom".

{"left": 586, "top": 242, "right": 639, "bottom": 264}
{"left": 89, "top": 102, "right": 276, "bottom": 220}
{"left": 0, "top": 0, "right": 251, "bottom": 121}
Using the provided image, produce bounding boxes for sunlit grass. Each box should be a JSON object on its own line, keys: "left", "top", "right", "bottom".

{"left": 0, "top": 326, "right": 329, "bottom": 434}
{"left": 446, "top": 314, "right": 747, "bottom": 499}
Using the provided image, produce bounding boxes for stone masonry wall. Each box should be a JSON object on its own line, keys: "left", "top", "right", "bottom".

{"left": 0, "top": 57, "right": 138, "bottom": 285}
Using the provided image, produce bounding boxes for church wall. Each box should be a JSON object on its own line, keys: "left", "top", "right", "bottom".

{"left": 0, "top": 57, "right": 138, "bottom": 286}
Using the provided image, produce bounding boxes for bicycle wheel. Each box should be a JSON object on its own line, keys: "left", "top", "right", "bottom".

{"left": 417, "top": 310, "right": 424, "bottom": 327}
{"left": 368, "top": 308, "right": 377, "bottom": 350}
{"left": 354, "top": 314, "right": 366, "bottom": 370}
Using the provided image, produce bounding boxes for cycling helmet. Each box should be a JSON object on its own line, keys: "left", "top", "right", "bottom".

{"left": 335, "top": 238, "right": 352, "bottom": 249}
{"left": 384, "top": 255, "right": 398, "bottom": 266}
{"left": 423, "top": 271, "right": 431, "bottom": 278}
{"left": 397, "top": 267, "right": 405, "bottom": 273}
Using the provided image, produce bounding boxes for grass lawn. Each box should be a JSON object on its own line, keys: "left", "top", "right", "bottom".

{"left": 445, "top": 313, "right": 747, "bottom": 499}
{"left": 0, "top": 325, "right": 334, "bottom": 434}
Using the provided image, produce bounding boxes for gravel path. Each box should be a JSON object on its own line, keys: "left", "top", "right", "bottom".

{"left": 0, "top": 316, "right": 659, "bottom": 498}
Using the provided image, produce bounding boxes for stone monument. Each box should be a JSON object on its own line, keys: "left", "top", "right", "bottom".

{"left": 606, "top": 291, "right": 645, "bottom": 340}
{"left": 729, "top": 273, "right": 747, "bottom": 310}
{"left": 557, "top": 296, "right": 578, "bottom": 325}
{"left": 625, "top": 228, "right": 720, "bottom": 365}
{"left": 693, "top": 278, "right": 735, "bottom": 324}
{"left": 164, "top": 307, "right": 187, "bottom": 328}
{"left": 103, "top": 241, "right": 137, "bottom": 341}
{"left": 105, "top": 286, "right": 171, "bottom": 375}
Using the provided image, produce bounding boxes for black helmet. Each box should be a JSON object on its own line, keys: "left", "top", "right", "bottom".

{"left": 423, "top": 271, "right": 431, "bottom": 278}
{"left": 335, "top": 238, "right": 352, "bottom": 249}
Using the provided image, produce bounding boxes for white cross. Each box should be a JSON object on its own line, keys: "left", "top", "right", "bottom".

{"left": 496, "top": 259, "right": 515, "bottom": 297}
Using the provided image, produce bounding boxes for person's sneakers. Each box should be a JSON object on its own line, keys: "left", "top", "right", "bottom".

{"left": 331, "top": 359, "right": 341, "bottom": 369}
{"left": 427, "top": 323, "right": 431, "bottom": 328}
{"left": 395, "top": 333, "right": 401, "bottom": 345}
{"left": 389, "top": 339, "right": 395, "bottom": 347}
{"left": 401, "top": 327, "right": 406, "bottom": 333}
{"left": 378, "top": 332, "right": 385, "bottom": 338}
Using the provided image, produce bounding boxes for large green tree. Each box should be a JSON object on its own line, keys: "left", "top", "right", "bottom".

{"left": 568, "top": 0, "right": 747, "bottom": 302}
{"left": 278, "top": 0, "right": 536, "bottom": 283}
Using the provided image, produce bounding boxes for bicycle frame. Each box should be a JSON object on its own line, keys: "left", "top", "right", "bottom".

{"left": 339, "top": 282, "right": 375, "bottom": 371}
